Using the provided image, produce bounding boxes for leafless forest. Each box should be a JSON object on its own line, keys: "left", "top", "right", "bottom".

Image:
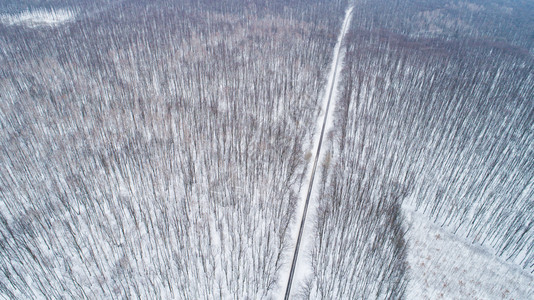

{"left": 306, "top": 30, "right": 533, "bottom": 298}
{"left": 0, "top": 0, "right": 346, "bottom": 298}
{"left": 0, "top": 0, "right": 533, "bottom": 299}
{"left": 305, "top": 1, "right": 533, "bottom": 298}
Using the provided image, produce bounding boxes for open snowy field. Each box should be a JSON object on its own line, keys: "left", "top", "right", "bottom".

{"left": 0, "top": 9, "right": 76, "bottom": 27}
{"left": 404, "top": 206, "right": 534, "bottom": 299}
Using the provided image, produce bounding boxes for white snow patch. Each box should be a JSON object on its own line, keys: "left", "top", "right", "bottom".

{"left": 0, "top": 8, "right": 77, "bottom": 28}
{"left": 403, "top": 205, "right": 534, "bottom": 299}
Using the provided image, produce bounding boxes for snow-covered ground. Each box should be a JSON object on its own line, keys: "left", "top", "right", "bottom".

{"left": 0, "top": 9, "right": 76, "bottom": 28}
{"left": 404, "top": 206, "right": 534, "bottom": 299}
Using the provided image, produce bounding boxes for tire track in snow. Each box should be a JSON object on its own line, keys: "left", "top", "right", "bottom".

{"left": 283, "top": 5, "right": 354, "bottom": 299}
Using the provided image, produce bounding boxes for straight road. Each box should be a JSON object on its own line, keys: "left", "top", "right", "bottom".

{"left": 283, "top": 5, "right": 354, "bottom": 300}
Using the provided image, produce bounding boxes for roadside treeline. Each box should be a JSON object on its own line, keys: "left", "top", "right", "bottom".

{"left": 302, "top": 35, "right": 409, "bottom": 300}
{"left": 0, "top": 0, "right": 347, "bottom": 298}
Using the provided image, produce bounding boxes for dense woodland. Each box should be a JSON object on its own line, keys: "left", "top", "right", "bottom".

{"left": 0, "top": 0, "right": 532, "bottom": 299}
{"left": 0, "top": 0, "right": 346, "bottom": 298}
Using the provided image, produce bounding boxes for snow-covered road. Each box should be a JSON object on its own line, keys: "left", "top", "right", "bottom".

{"left": 280, "top": 5, "right": 354, "bottom": 299}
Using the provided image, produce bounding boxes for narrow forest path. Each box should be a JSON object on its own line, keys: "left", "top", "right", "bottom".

{"left": 281, "top": 5, "right": 354, "bottom": 299}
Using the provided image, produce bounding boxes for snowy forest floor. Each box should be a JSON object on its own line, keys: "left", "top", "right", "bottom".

{"left": 403, "top": 205, "right": 534, "bottom": 299}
